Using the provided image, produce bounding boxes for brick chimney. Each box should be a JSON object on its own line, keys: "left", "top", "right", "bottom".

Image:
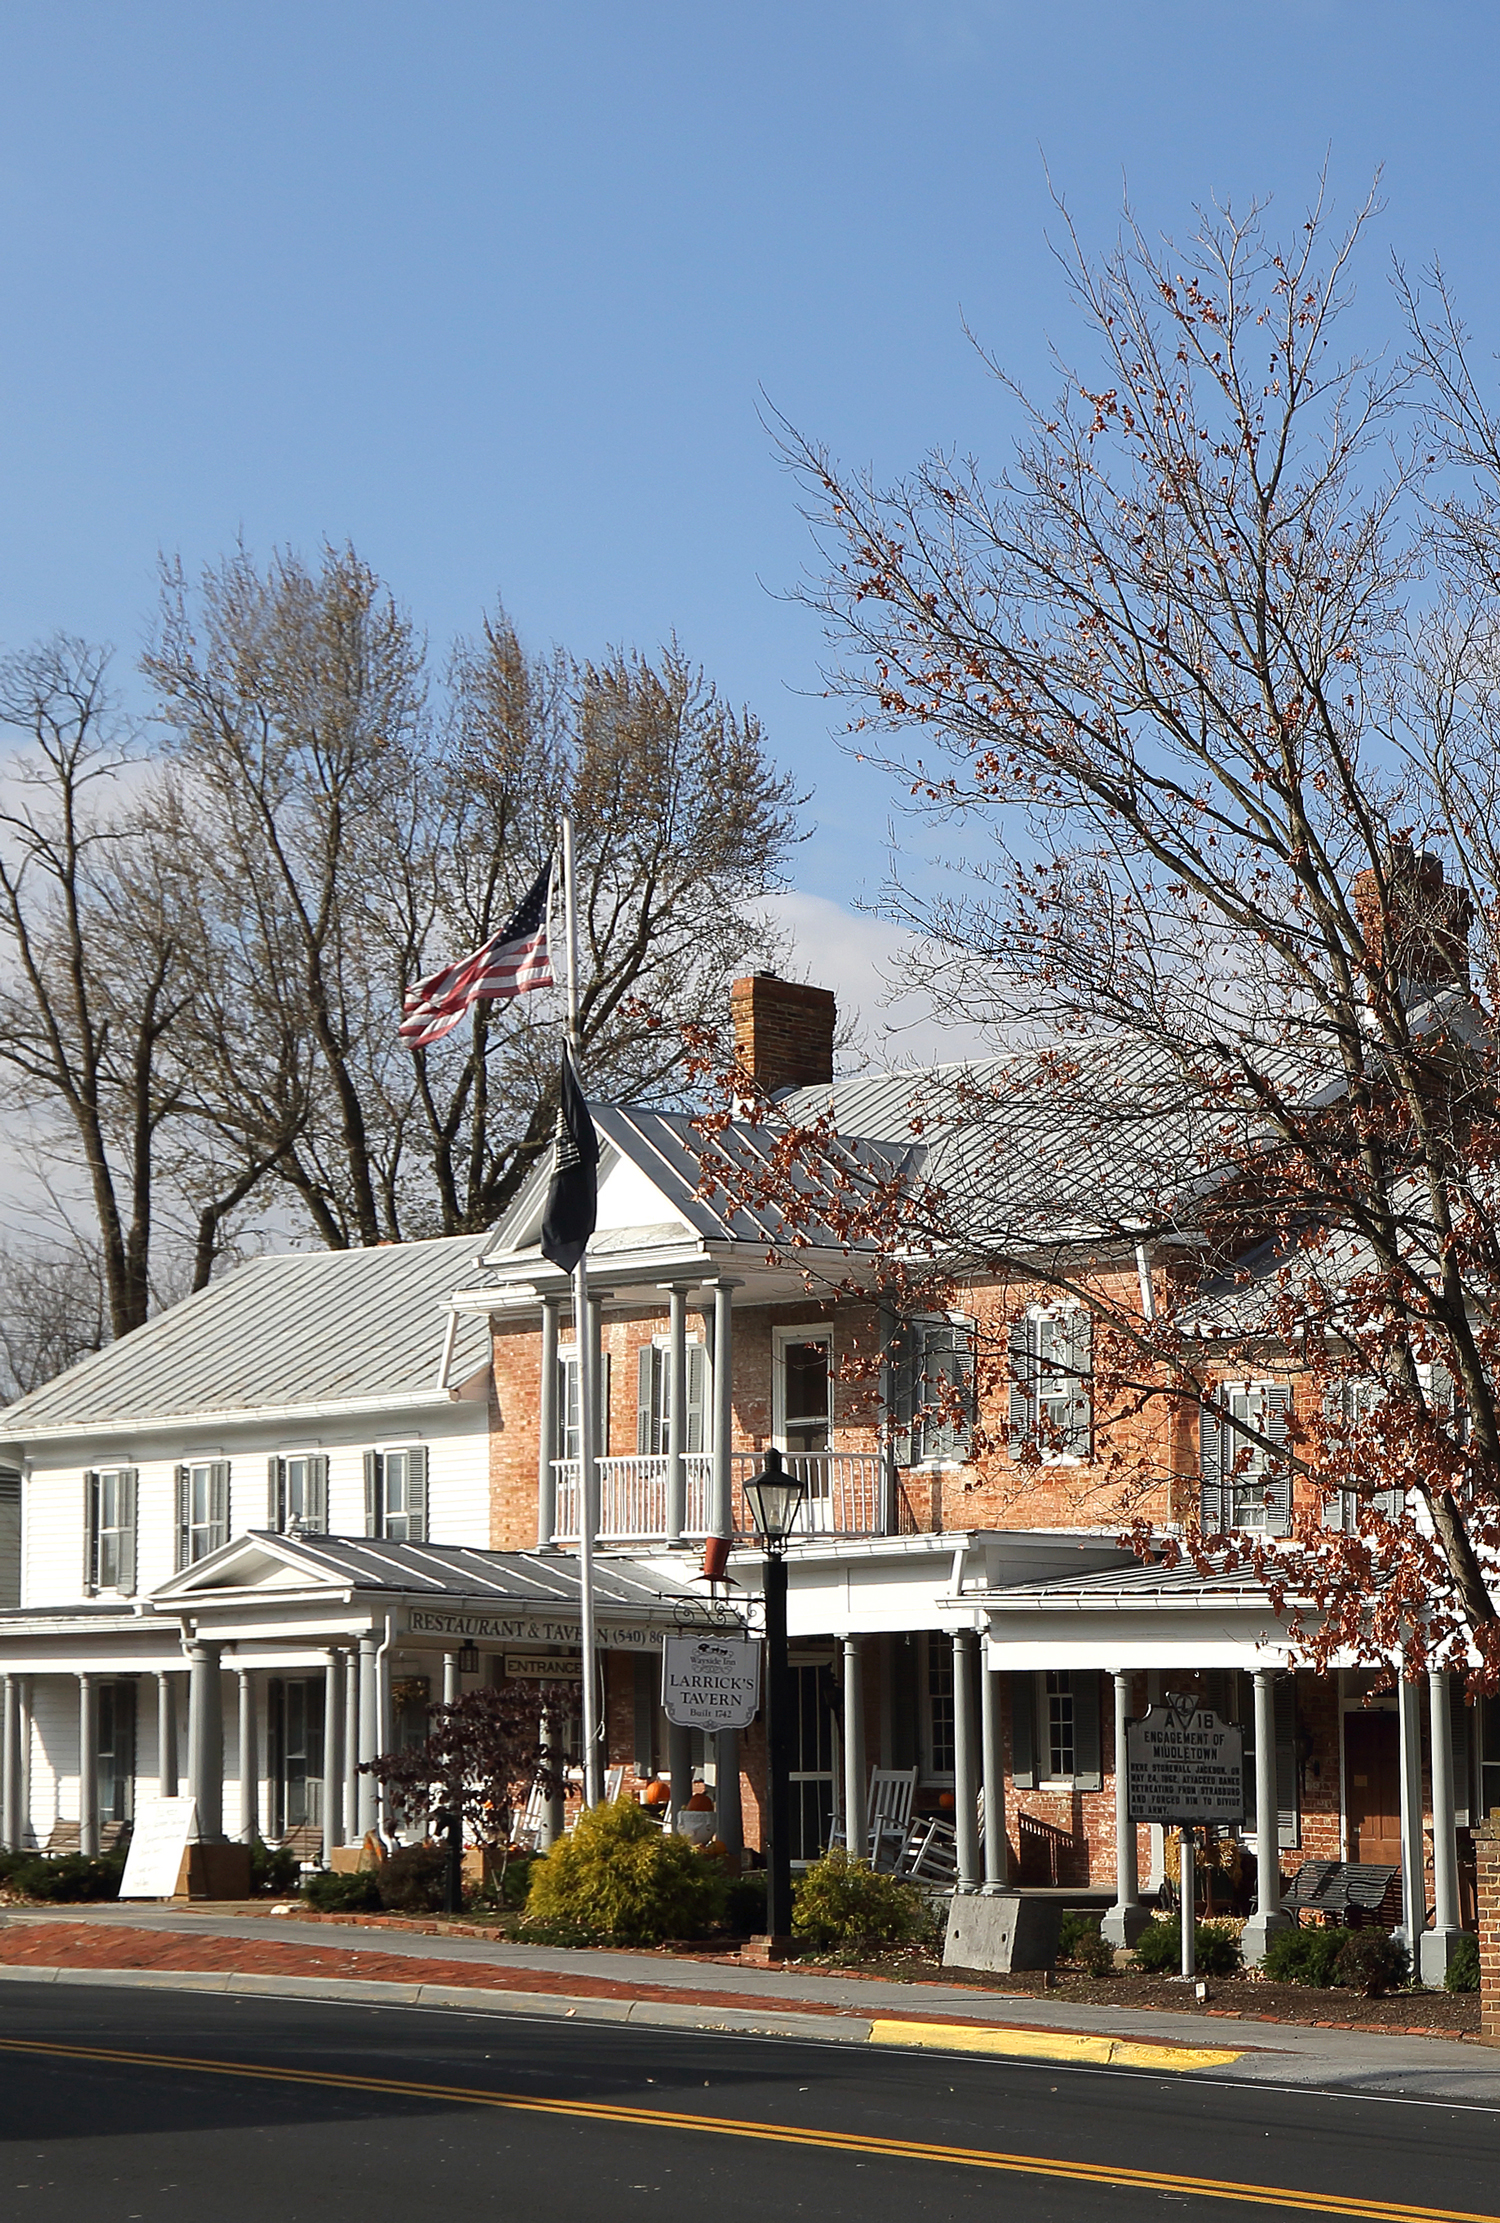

{"left": 729, "top": 972, "right": 836, "bottom": 1094}
{"left": 1351, "top": 840, "right": 1471, "bottom": 995}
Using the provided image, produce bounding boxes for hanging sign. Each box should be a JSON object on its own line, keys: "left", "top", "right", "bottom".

{"left": 661, "top": 1633, "right": 761, "bottom": 1730}
{"left": 1126, "top": 1699, "right": 1245, "bottom": 1824}
{"left": 119, "top": 1796, "right": 199, "bottom": 1898}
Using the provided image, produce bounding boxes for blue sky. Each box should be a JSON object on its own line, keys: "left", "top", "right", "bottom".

{"left": 2, "top": 2, "right": 1498, "bottom": 1041}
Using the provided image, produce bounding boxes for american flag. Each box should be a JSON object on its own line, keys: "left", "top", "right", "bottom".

{"left": 399, "top": 862, "right": 555, "bottom": 1049}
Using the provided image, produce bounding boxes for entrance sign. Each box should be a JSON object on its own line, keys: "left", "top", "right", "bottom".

{"left": 119, "top": 1796, "right": 199, "bottom": 1898}
{"left": 504, "top": 1652, "right": 583, "bottom": 1681}
{"left": 1126, "top": 1700, "right": 1245, "bottom": 1825}
{"left": 661, "top": 1634, "right": 761, "bottom": 1730}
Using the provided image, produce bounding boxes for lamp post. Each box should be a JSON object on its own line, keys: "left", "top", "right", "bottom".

{"left": 745, "top": 1448, "right": 807, "bottom": 1944}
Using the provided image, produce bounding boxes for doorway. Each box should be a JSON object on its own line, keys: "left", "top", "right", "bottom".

{"left": 788, "top": 1658, "right": 836, "bottom": 1862}
{"left": 1344, "top": 1711, "right": 1401, "bottom": 1863}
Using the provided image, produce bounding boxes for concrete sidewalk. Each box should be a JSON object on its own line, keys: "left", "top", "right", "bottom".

{"left": 4, "top": 1904, "right": 1497, "bottom": 2104}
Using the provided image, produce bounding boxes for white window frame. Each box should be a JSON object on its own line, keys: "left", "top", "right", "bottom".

{"left": 86, "top": 1467, "right": 136, "bottom": 1594}
{"left": 1206, "top": 1380, "right": 1291, "bottom": 1534}
{"left": 772, "top": 1326, "right": 833, "bottom": 1455}
{"left": 1010, "top": 1305, "right": 1092, "bottom": 1464}
{"left": 918, "top": 1632, "right": 956, "bottom": 1786}
{"left": 1040, "top": 1668, "right": 1077, "bottom": 1788}
{"left": 558, "top": 1343, "right": 611, "bottom": 1462}
{"left": 181, "top": 1460, "right": 229, "bottom": 1565}
{"left": 899, "top": 1313, "right": 977, "bottom": 1470}
{"left": 637, "top": 1334, "right": 708, "bottom": 1457}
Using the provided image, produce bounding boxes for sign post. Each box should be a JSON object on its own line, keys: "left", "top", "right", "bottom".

{"left": 1125, "top": 1696, "right": 1245, "bottom": 1983}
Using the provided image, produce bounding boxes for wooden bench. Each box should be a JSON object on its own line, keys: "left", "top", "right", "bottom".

{"left": 44, "top": 1820, "right": 130, "bottom": 1857}
{"left": 1285, "top": 1859, "right": 1400, "bottom": 1928}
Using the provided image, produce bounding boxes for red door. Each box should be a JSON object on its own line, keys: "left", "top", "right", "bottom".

{"left": 1344, "top": 1712, "right": 1401, "bottom": 1864}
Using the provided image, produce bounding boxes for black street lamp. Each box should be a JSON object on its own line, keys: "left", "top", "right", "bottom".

{"left": 745, "top": 1447, "right": 807, "bottom": 1943}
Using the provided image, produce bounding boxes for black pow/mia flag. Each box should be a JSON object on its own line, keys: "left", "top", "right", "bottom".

{"left": 539, "top": 1044, "right": 599, "bottom": 1275}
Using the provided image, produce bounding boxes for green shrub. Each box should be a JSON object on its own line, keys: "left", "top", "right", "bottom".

{"left": 521, "top": 1796, "right": 727, "bottom": 1947}
{"left": 303, "top": 1868, "right": 382, "bottom": 1913}
{"left": 1057, "top": 1911, "right": 1113, "bottom": 1977}
{"left": 250, "top": 1840, "right": 301, "bottom": 1896}
{"left": 1133, "top": 1916, "right": 1241, "bottom": 1977}
{"left": 1334, "top": 1927, "right": 1408, "bottom": 1997}
{"left": 378, "top": 1843, "right": 447, "bottom": 1913}
{"left": 1445, "top": 1935, "right": 1480, "bottom": 1994}
{"left": 9, "top": 1849, "right": 126, "bottom": 1903}
{"left": 791, "top": 1851, "right": 924, "bottom": 1951}
{"left": 724, "top": 1871, "right": 767, "bottom": 1936}
{"left": 1260, "top": 1925, "right": 1346, "bottom": 1987}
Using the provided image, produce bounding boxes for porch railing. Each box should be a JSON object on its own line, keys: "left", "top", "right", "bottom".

{"left": 549, "top": 1449, "right": 885, "bottom": 1544}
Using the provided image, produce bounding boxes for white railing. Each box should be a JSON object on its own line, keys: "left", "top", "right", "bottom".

{"left": 550, "top": 1449, "right": 883, "bottom": 1543}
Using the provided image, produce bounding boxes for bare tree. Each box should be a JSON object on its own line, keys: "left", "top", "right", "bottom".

{"left": 734, "top": 182, "right": 1500, "bottom": 1683}
{"left": 0, "top": 1235, "right": 109, "bottom": 1398}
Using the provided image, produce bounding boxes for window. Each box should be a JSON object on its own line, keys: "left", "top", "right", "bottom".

{"left": 174, "top": 1461, "right": 229, "bottom": 1569}
{"left": 268, "top": 1677, "right": 325, "bottom": 1835}
{"left": 364, "top": 1446, "right": 428, "bottom": 1541}
{"left": 84, "top": 1468, "right": 137, "bottom": 1593}
{"left": 776, "top": 1331, "right": 832, "bottom": 1454}
{"left": 96, "top": 1681, "right": 136, "bottom": 1823}
{"left": 636, "top": 1341, "right": 708, "bottom": 1455}
{"left": 1322, "top": 1381, "right": 1403, "bottom": 1530}
{"left": 267, "top": 1454, "right": 329, "bottom": 1534}
{"left": 894, "top": 1317, "right": 976, "bottom": 1465}
{"left": 922, "top": 1635, "right": 955, "bottom": 1780}
{"left": 1045, "top": 1670, "right": 1075, "bottom": 1780}
{"left": 1199, "top": 1384, "right": 1291, "bottom": 1534}
{"left": 559, "top": 1348, "right": 611, "bottom": 1460}
{"left": 1008, "top": 1310, "right": 1092, "bottom": 1459}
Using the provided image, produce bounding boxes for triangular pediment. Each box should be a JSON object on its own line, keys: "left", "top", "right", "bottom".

{"left": 150, "top": 1532, "right": 350, "bottom": 1599}
{"left": 487, "top": 1129, "right": 699, "bottom": 1261}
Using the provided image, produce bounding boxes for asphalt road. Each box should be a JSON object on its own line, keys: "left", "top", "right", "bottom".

{"left": 0, "top": 1982, "right": 1497, "bottom": 2223}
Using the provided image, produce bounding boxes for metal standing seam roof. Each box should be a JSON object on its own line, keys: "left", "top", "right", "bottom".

{"left": 219, "top": 1532, "right": 729, "bottom": 1617}
{"left": 0, "top": 1234, "right": 493, "bottom": 1439}
{"left": 971, "top": 1557, "right": 1282, "bottom": 1609}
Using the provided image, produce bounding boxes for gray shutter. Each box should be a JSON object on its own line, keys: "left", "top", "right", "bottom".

{"left": 1007, "top": 1320, "right": 1033, "bottom": 1455}
{"left": 1072, "top": 1670, "right": 1102, "bottom": 1790}
{"left": 83, "top": 1471, "right": 97, "bottom": 1592}
{"left": 117, "top": 1469, "right": 137, "bottom": 1596}
{"left": 209, "top": 1462, "right": 230, "bottom": 1550}
{"left": 636, "top": 1345, "right": 654, "bottom": 1456}
{"left": 1066, "top": 1310, "right": 1093, "bottom": 1456}
{"left": 306, "top": 1454, "right": 329, "bottom": 1534}
{"left": 686, "top": 1343, "right": 707, "bottom": 1455}
{"left": 1199, "top": 1402, "right": 1224, "bottom": 1531}
{"left": 364, "top": 1450, "right": 380, "bottom": 1536}
{"left": 174, "top": 1465, "right": 190, "bottom": 1570}
{"left": 407, "top": 1445, "right": 428, "bottom": 1542}
{"left": 267, "top": 1457, "right": 282, "bottom": 1530}
{"left": 1322, "top": 1386, "right": 1349, "bottom": 1529}
{"left": 887, "top": 1317, "right": 915, "bottom": 1466}
{"left": 1011, "top": 1671, "right": 1036, "bottom": 1789}
{"left": 955, "top": 1319, "right": 978, "bottom": 1459}
{"left": 598, "top": 1352, "right": 612, "bottom": 1456}
{"left": 1452, "top": 1678, "right": 1473, "bottom": 1829}
{"left": 1263, "top": 1383, "right": 1293, "bottom": 1534}
{"left": 1274, "top": 1673, "right": 1300, "bottom": 1849}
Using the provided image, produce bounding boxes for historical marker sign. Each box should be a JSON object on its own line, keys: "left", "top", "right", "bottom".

{"left": 1126, "top": 1699, "right": 1245, "bottom": 1824}
{"left": 661, "top": 1633, "right": 760, "bottom": 1731}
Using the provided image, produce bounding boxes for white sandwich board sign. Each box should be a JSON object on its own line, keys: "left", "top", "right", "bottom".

{"left": 119, "top": 1796, "right": 199, "bottom": 1898}
{"left": 1125, "top": 1700, "right": 1245, "bottom": 1825}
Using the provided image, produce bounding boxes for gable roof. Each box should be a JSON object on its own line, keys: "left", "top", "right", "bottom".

{"left": 0, "top": 1234, "right": 492, "bottom": 1443}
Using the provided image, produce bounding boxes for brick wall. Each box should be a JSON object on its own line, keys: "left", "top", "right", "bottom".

{"left": 1476, "top": 1813, "right": 1500, "bottom": 2039}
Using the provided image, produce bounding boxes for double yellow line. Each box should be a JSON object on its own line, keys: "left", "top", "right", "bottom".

{"left": 0, "top": 2034, "right": 1490, "bottom": 2223}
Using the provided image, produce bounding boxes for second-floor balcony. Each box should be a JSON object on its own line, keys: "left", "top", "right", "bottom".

{"left": 550, "top": 1449, "right": 888, "bottom": 1544}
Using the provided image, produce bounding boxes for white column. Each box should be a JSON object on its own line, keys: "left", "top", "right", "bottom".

{"left": 356, "top": 1633, "right": 379, "bottom": 1837}
{"left": 952, "top": 1632, "right": 980, "bottom": 1891}
{"left": 187, "top": 1641, "right": 224, "bottom": 1840}
{"left": 1421, "top": 1670, "right": 1464, "bottom": 1984}
{"left": 237, "top": 1669, "right": 258, "bottom": 1844}
{"left": 157, "top": 1671, "right": 178, "bottom": 1798}
{"left": 442, "top": 1651, "right": 459, "bottom": 1705}
{"left": 322, "top": 1651, "right": 343, "bottom": 1861}
{"left": 664, "top": 1284, "right": 688, "bottom": 1545}
{"left": 0, "top": 1676, "right": 16, "bottom": 1850}
{"left": 537, "top": 1295, "right": 560, "bottom": 1548}
{"left": 539, "top": 1709, "right": 564, "bottom": 1849}
{"left": 1397, "top": 1672, "right": 1427, "bottom": 1954}
{"left": 843, "top": 1636, "right": 866, "bottom": 1857}
{"left": 343, "top": 1644, "right": 360, "bottom": 1843}
{"left": 78, "top": 1673, "right": 99, "bottom": 1857}
{"left": 1102, "top": 1669, "right": 1147, "bottom": 1946}
{"left": 980, "top": 1657, "right": 1008, "bottom": 1892}
{"left": 710, "top": 1282, "right": 737, "bottom": 1538}
{"left": 17, "top": 1678, "right": 31, "bottom": 1850}
{"left": 1242, "top": 1666, "right": 1290, "bottom": 1964}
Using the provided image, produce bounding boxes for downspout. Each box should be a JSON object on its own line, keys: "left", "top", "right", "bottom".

{"left": 435, "top": 1309, "right": 460, "bottom": 1393}
{"left": 373, "top": 1608, "right": 397, "bottom": 1842}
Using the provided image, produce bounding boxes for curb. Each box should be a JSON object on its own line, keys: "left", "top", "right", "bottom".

{"left": 0, "top": 1963, "right": 1241, "bottom": 2068}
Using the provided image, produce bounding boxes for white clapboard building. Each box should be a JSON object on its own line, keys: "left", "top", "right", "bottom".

{"left": 0, "top": 1234, "right": 711, "bottom": 1861}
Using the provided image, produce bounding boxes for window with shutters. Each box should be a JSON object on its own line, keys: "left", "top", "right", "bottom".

{"left": 267, "top": 1453, "right": 328, "bottom": 1534}
{"left": 921, "top": 1634, "right": 955, "bottom": 1781}
{"left": 85, "top": 1468, "right": 137, "bottom": 1594}
{"left": 775, "top": 1330, "right": 833, "bottom": 1454}
{"left": 1008, "top": 1309, "right": 1092, "bottom": 1460}
{"left": 559, "top": 1347, "right": 611, "bottom": 1460}
{"left": 370, "top": 1447, "right": 428, "bottom": 1541}
{"left": 1199, "top": 1383, "right": 1291, "bottom": 1535}
{"left": 1011, "top": 1669, "right": 1103, "bottom": 1790}
{"left": 636, "top": 1339, "right": 708, "bottom": 1455}
{"left": 894, "top": 1317, "right": 977, "bottom": 1466}
{"left": 175, "top": 1461, "right": 229, "bottom": 1568}
{"left": 1322, "top": 1381, "right": 1404, "bottom": 1530}
{"left": 1044, "top": 1670, "right": 1076, "bottom": 1780}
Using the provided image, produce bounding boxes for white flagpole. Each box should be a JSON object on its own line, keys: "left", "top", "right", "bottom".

{"left": 562, "top": 816, "right": 604, "bottom": 1809}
